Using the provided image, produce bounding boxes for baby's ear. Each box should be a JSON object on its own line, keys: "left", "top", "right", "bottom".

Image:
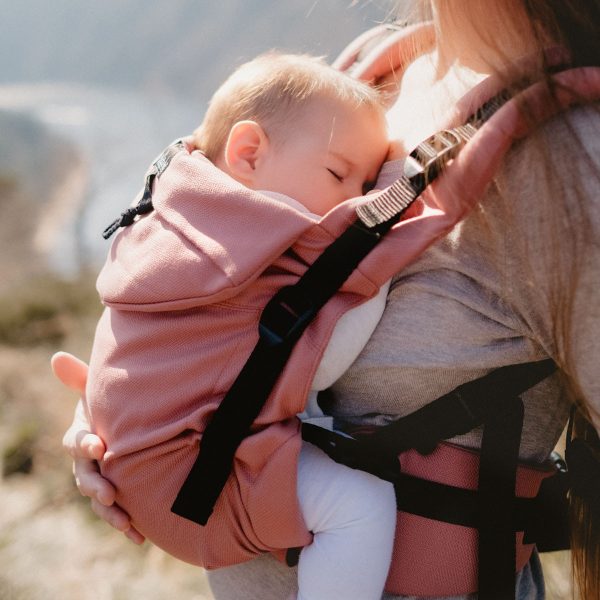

{"left": 223, "top": 120, "right": 268, "bottom": 183}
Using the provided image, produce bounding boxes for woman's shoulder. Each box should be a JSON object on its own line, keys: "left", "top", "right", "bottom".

{"left": 504, "top": 102, "right": 600, "bottom": 191}
{"left": 491, "top": 102, "right": 600, "bottom": 241}
{"left": 487, "top": 101, "right": 600, "bottom": 324}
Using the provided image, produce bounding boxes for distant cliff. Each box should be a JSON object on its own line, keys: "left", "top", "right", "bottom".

{"left": 0, "top": 0, "right": 405, "bottom": 276}
{"left": 0, "top": 110, "right": 77, "bottom": 200}
{"left": 0, "top": 109, "right": 84, "bottom": 284}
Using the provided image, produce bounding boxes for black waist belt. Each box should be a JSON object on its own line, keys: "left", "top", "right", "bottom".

{"left": 302, "top": 358, "right": 568, "bottom": 600}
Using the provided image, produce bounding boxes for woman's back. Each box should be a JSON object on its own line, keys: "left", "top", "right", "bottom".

{"left": 332, "top": 104, "right": 600, "bottom": 463}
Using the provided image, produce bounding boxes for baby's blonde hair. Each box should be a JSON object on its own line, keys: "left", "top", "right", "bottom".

{"left": 195, "top": 52, "right": 385, "bottom": 162}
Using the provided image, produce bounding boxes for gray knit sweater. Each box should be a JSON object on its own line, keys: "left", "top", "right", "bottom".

{"left": 329, "top": 105, "right": 600, "bottom": 600}
{"left": 331, "top": 105, "right": 600, "bottom": 464}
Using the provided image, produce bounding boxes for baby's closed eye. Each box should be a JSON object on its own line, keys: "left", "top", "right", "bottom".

{"left": 327, "top": 168, "right": 344, "bottom": 182}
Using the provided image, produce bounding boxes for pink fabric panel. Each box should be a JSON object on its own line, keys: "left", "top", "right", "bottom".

{"left": 384, "top": 443, "right": 555, "bottom": 596}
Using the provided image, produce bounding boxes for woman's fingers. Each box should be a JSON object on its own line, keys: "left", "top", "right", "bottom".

{"left": 72, "top": 453, "right": 114, "bottom": 503}
{"left": 62, "top": 400, "right": 106, "bottom": 460}
{"left": 355, "top": 23, "right": 436, "bottom": 83}
{"left": 74, "top": 429, "right": 106, "bottom": 461}
{"left": 334, "top": 23, "right": 435, "bottom": 85}
{"left": 90, "top": 498, "right": 145, "bottom": 544}
{"left": 332, "top": 24, "right": 391, "bottom": 72}
{"left": 52, "top": 352, "right": 145, "bottom": 543}
{"left": 124, "top": 526, "right": 146, "bottom": 545}
{"left": 68, "top": 429, "right": 144, "bottom": 544}
{"left": 73, "top": 452, "right": 144, "bottom": 543}
{"left": 52, "top": 351, "right": 99, "bottom": 459}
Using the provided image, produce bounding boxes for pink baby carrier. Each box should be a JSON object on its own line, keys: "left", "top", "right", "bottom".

{"left": 90, "top": 39, "right": 600, "bottom": 599}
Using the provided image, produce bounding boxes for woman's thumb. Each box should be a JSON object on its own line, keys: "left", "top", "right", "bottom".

{"left": 51, "top": 351, "right": 89, "bottom": 394}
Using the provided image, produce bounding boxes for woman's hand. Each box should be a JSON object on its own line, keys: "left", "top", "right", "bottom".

{"left": 333, "top": 22, "right": 435, "bottom": 89}
{"left": 52, "top": 352, "right": 145, "bottom": 544}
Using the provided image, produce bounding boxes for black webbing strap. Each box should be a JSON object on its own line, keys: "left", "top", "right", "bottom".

{"left": 524, "top": 451, "right": 570, "bottom": 551}
{"left": 314, "top": 359, "right": 557, "bottom": 458}
{"left": 171, "top": 211, "right": 408, "bottom": 525}
{"left": 478, "top": 395, "right": 524, "bottom": 600}
{"left": 387, "top": 462, "right": 556, "bottom": 534}
{"left": 102, "top": 140, "right": 185, "bottom": 239}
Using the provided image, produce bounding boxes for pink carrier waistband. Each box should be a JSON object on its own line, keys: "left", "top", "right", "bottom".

{"left": 384, "top": 442, "right": 555, "bottom": 597}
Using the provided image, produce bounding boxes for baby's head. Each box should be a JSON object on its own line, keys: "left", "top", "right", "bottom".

{"left": 195, "top": 52, "right": 389, "bottom": 215}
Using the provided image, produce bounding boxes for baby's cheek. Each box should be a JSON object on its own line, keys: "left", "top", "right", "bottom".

{"left": 387, "top": 140, "right": 407, "bottom": 161}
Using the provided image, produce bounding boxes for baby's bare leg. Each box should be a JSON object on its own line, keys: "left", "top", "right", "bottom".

{"left": 296, "top": 442, "right": 396, "bottom": 600}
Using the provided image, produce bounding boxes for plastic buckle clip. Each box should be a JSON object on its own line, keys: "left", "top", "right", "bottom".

{"left": 258, "top": 286, "right": 315, "bottom": 348}
{"left": 303, "top": 423, "right": 400, "bottom": 483}
{"left": 404, "top": 129, "right": 465, "bottom": 193}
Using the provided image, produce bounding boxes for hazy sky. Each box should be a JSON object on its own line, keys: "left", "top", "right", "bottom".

{"left": 0, "top": 1, "right": 396, "bottom": 97}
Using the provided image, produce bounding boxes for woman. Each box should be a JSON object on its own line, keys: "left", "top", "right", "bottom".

{"left": 58, "top": 0, "right": 600, "bottom": 598}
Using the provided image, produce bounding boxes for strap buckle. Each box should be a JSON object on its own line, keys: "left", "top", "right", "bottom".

{"left": 404, "top": 129, "right": 465, "bottom": 193}
{"left": 258, "top": 286, "right": 315, "bottom": 347}
{"left": 302, "top": 423, "right": 400, "bottom": 482}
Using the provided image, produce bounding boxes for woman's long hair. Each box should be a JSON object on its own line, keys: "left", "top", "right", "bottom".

{"left": 497, "top": 3, "right": 600, "bottom": 598}
{"left": 407, "top": 1, "right": 600, "bottom": 597}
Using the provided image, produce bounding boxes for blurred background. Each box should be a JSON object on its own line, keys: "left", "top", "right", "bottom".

{"left": 0, "top": 2, "right": 398, "bottom": 598}
{"left": 0, "top": 1, "right": 571, "bottom": 599}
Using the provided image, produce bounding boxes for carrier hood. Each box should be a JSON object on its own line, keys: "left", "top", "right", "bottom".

{"left": 96, "top": 150, "right": 320, "bottom": 311}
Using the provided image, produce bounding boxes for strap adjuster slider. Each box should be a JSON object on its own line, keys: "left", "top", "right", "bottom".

{"left": 404, "top": 129, "right": 465, "bottom": 192}
{"left": 258, "top": 286, "right": 315, "bottom": 347}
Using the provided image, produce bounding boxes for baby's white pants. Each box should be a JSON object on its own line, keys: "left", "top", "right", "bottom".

{"left": 296, "top": 442, "right": 397, "bottom": 600}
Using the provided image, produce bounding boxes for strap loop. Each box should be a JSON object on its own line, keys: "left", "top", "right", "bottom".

{"left": 404, "top": 128, "right": 466, "bottom": 187}
{"left": 102, "top": 140, "right": 185, "bottom": 239}
{"left": 118, "top": 207, "right": 138, "bottom": 227}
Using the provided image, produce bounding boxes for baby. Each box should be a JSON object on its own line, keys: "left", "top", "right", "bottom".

{"left": 87, "top": 52, "right": 396, "bottom": 600}
{"left": 195, "top": 52, "right": 387, "bottom": 215}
